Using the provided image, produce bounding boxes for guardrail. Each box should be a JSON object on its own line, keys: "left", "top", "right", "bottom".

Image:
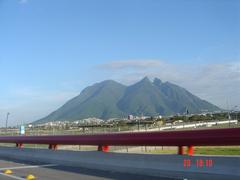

{"left": 0, "top": 128, "right": 239, "bottom": 155}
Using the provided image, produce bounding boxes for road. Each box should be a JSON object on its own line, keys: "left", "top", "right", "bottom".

{"left": 0, "top": 159, "right": 176, "bottom": 180}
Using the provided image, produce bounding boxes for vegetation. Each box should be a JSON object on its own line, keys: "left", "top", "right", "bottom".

{"left": 149, "top": 146, "right": 240, "bottom": 155}
{"left": 194, "top": 146, "right": 240, "bottom": 155}
{"left": 35, "top": 77, "right": 220, "bottom": 124}
{"left": 169, "top": 112, "right": 240, "bottom": 122}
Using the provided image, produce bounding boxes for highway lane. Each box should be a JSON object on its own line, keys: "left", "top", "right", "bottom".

{"left": 0, "top": 158, "right": 239, "bottom": 180}
{"left": 0, "top": 159, "right": 177, "bottom": 180}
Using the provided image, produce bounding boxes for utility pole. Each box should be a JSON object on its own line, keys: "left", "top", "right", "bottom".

{"left": 234, "top": 106, "right": 238, "bottom": 120}
{"left": 226, "top": 100, "right": 231, "bottom": 127}
{"left": 5, "top": 112, "right": 10, "bottom": 134}
{"left": 138, "top": 119, "right": 140, "bottom": 131}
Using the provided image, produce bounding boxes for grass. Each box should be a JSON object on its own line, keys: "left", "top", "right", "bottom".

{"left": 148, "top": 146, "right": 240, "bottom": 155}
{"left": 194, "top": 146, "right": 240, "bottom": 155}
{"left": 0, "top": 143, "right": 239, "bottom": 155}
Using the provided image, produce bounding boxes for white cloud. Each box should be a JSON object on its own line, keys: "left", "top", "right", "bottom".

{"left": 98, "top": 60, "right": 166, "bottom": 70}
{"left": 97, "top": 60, "right": 240, "bottom": 109}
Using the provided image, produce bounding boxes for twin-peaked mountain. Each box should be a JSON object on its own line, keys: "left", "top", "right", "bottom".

{"left": 35, "top": 77, "right": 220, "bottom": 123}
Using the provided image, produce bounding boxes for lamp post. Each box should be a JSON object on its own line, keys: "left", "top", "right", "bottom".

{"left": 5, "top": 112, "right": 10, "bottom": 134}
{"left": 234, "top": 106, "right": 238, "bottom": 120}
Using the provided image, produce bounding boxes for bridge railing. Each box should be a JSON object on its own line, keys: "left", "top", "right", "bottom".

{"left": 0, "top": 128, "right": 239, "bottom": 155}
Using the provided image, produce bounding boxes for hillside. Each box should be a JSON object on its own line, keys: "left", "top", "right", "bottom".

{"left": 35, "top": 77, "right": 220, "bottom": 123}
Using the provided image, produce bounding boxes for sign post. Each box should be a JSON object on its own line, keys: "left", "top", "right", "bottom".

{"left": 20, "top": 125, "right": 25, "bottom": 135}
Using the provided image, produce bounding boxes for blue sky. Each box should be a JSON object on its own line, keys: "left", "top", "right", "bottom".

{"left": 0, "top": 0, "right": 239, "bottom": 126}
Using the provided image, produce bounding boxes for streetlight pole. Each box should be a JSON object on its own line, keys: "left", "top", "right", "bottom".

{"left": 5, "top": 112, "right": 10, "bottom": 134}
{"left": 138, "top": 119, "right": 140, "bottom": 131}
{"left": 234, "top": 106, "right": 238, "bottom": 120}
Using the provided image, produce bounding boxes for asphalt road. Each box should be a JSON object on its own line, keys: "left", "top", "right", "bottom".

{"left": 0, "top": 159, "right": 177, "bottom": 180}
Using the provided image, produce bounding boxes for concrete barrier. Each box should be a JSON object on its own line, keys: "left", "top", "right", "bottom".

{"left": 0, "top": 147, "right": 239, "bottom": 179}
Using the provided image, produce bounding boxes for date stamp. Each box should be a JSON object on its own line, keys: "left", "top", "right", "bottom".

{"left": 183, "top": 159, "right": 213, "bottom": 168}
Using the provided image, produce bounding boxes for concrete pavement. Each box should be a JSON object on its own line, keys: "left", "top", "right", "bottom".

{"left": 0, "top": 159, "right": 173, "bottom": 180}
{"left": 0, "top": 147, "right": 239, "bottom": 180}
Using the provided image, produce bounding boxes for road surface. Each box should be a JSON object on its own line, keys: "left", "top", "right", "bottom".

{"left": 0, "top": 159, "right": 176, "bottom": 180}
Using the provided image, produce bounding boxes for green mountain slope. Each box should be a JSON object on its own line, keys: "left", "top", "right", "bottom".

{"left": 35, "top": 77, "right": 220, "bottom": 123}
{"left": 153, "top": 78, "right": 220, "bottom": 114}
{"left": 35, "top": 80, "right": 126, "bottom": 123}
{"left": 117, "top": 77, "right": 172, "bottom": 115}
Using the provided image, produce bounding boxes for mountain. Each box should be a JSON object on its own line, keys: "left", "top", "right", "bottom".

{"left": 35, "top": 77, "right": 220, "bottom": 123}
{"left": 36, "top": 80, "right": 126, "bottom": 123}
{"left": 117, "top": 77, "right": 172, "bottom": 115}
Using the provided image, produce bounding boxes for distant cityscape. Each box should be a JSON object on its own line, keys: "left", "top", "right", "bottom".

{"left": 25, "top": 111, "right": 239, "bottom": 130}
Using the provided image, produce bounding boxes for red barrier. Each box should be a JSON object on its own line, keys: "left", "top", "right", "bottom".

{"left": 98, "top": 145, "right": 110, "bottom": 152}
{"left": 178, "top": 146, "right": 184, "bottom": 155}
{"left": 188, "top": 145, "right": 194, "bottom": 156}
{"left": 0, "top": 128, "right": 239, "bottom": 155}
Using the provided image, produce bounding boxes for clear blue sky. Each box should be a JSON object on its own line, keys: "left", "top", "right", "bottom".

{"left": 0, "top": 0, "right": 239, "bottom": 126}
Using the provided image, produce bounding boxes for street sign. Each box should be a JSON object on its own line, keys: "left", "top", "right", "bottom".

{"left": 20, "top": 125, "right": 25, "bottom": 135}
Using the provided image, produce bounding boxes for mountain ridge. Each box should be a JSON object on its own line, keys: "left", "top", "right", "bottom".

{"left": 34, "top": 77, "right": 220, "bottom": 124}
